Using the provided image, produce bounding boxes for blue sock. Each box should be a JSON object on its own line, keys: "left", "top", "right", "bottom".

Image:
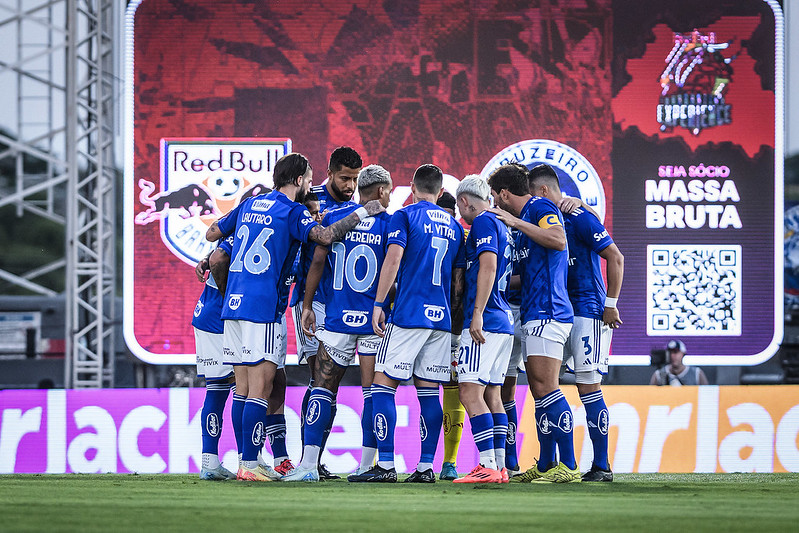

{"left": 492, "top": 412, "right": 508, "bottom": 462}
{"left": 540, "top": 389, "right": 576, "bottom": 470}
{"left": 371, "top": 384, "right": 397, "bottom": 466}
{"left": 300, "top": 384, "right": 312, "bottom": 446}
{"left": 416, "top": 387, "right": 443, "bottom": 466}
{"left": 361, "top": 387, "right": 376, "bottom": 449}
{"left": 265, "top": 414, "right": 288, "bottom": 462}
{"left": 304, "top": 388, "right": 334, "bottom": 447}
{"left": 231, "top": 390, "right": 246, "bottom": 455}
{"left": 470, "top": 412, "right": 495, "bottom": 454}
{"left": 242, "top": 398, "right": 269, "bottom": 462}
{"left": 581, "top": 390, "right": 610, "bottom": 470}
{"left": 320, "top": 400, "right": 337, "bottom": 456}
{"left": 201, "top": 381, "right": 231, "bottom": 455}
{"left": 503, "top": 400, "right": 519, "bottom": 470}
{"left": 534, "top": 394, "right": 557, "bottom": 470}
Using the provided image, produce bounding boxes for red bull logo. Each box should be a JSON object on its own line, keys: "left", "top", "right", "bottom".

{"left": 135, "top": 138, "right": 291, "bottom": 265}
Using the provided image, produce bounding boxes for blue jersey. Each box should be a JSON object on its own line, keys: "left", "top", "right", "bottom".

{"left": 290, "top": 184, "right": 354, "bottom": 306}
{"left": 191, "top": 237, "right": 234, "bottom": 334}
{"left": 216, "top": 190, "right": 318, "bottom": 323}
{"left": 463, "top": 211, "right": 514, "bottom": 334}
{"left": 505, "top": 228, "right": 522, "bottom": 306}
{"left": 321, "top": 205, "right": 392, "bottom": 335}
{"left": 387, "top": 201, "right": 466, "bottom": 331}
{"left": 564, "top": 208, "right": 614, "bottom": 319}
{"left": 516, "top": 196, "right": 573, "bottom": 324}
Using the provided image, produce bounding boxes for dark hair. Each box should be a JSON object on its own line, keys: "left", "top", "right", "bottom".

{"left": 329, "top": 146, "right": 363, "bottom": 172}
{"left": 273, "top": 153, "right": 311, "bottom": 190}
{"left": 437, "top": 191, "right": 456, "bottom": 210}
{"left": 528, "top": 163, "right": 561, "bottom": 192}
{"left": 413, "top": 164, "right": 443, "bottom": 194}
{"left": 303, "top": 191, "right": 319, "bottom": 205}
{"left": 487, "top": 163, "right": 529, "bottom": 196}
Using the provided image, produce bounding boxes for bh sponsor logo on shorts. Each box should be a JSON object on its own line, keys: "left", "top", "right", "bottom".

{"left": 342, "top": 310, "right": 369, "bottom": 327}
{"left": 251, "top": 421, "right": 264, "bottom": 446}
{"left": 206, "top": 413, "right": 220, "bottom": 438}
{"left": 480, "top": 138, "right": 606, "bottom": 222}
{"left": 228, "top": 294, "right": 243, "bottom": 310}
{"left": 424, "top": 305, "right": 445, "bottom": 322}
{"left": 193, "top": 301, "right": 204, "bottom": 318}
{"left": 306, "top": 399, "right": 321, "bottom": 425}
{"left": 538, "top": 413, "right": 551, "bottom": 435}
{"left": 374, "top": 413, "right": 388, "bottom": 441}
{"left": 507, "top": 421, "right": 517, "bottom": 445}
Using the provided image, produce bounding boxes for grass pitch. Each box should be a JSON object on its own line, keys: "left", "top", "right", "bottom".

{"left": 1, "top": 473, "right": 797, "bottom": 532}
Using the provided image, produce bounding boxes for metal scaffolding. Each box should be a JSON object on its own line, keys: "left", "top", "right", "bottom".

{"left": 0, "top": 0, "right": 117, "bottom": 387}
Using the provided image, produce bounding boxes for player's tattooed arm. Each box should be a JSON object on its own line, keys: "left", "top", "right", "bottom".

{"left": 308, "top": 200, "right": 385, "bottom": 246}
{"left": 195, "top": 253, "right": 211, "bottom": 282}
{"left": 372, "top": 243, "right": 404, "bottom": 337}
{"left": 206, "top": 220, "right": 223, "bottom": 242}
{"left": 301, "top": 245, "right": 329, "bottom": 337}
{"left": 208, "top": 247, "right": 230, "bottom": 294}
{"left": 488, "top": 206, "right": 566, "bottom": 251}
{"left": 599, "top": 243, "right": 624, "bottom": 329}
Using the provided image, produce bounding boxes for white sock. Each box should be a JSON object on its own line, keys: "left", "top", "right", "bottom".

{"left": 202, "top": 453, "right": 220, "bottom": 470}
{"left": 238, "top": 453, "right": 243, "bottom": 468}
{"left": 242, "top": 460, "right": 258, "bottom": 470}
{"left": 360, "top": 447, "right": 377, "bottom": 469}
{"left": 416, "top": 462, "right": 433, "bottom": 473}
{"left": 377, "top": 460, "right": 395, "bottom": 470}
{"left": 299, "top": 445, "right": 321, "bottom": 470}
{"left": 479, "top": 449, "right": 497, "bottom": 470}
{"left": 495, "top": 448, "right": 506, "bottom": 471}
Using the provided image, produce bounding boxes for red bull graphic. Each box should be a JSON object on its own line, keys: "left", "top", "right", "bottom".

{"left": 135, "top": 138, "right": 290, "bottom": 265}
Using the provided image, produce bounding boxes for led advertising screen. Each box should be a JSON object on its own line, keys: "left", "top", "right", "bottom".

{"left": 124, "top": 0, "right": 783, "bottom": 365}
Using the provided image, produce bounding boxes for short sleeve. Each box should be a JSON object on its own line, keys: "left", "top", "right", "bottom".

{"left": 216, "top": 202, "right": 242, "bottom": 237}
{"left": 576, "top": 211, "right": 613, "bottom": 254}
{"left": 289, "top": 204, "right": 318, "bottom": 243}
{"left": 386, "top": 210, "right": 409, "bottom": 248}
{"left": 217, "top": 235, "right": 234, "bottom": 256}
{"left": 472, "top": 215, "right": 499, "bottom": 256}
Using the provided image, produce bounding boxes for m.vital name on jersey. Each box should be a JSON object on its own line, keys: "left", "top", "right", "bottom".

{"left": 424, "top": 223, "right": 456, "bottom": 240}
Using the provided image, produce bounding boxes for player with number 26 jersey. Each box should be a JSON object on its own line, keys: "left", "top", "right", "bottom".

{"left": 217, "top": 190, "right": 317, "bottom": 323}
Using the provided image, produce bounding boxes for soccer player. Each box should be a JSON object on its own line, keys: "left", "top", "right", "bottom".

{"left": 293, "top": 147, "right": 362, "bottom": 480}
{"left": 528, "top": 163, "right": 624, "bottom": 482}
{"left": 360, "top": 164, "right": 465, "bottom": 483}
{"left": 487, "top": 163, "right": 580, "bottom": 483}
{"left": 282, "top": 164, "right": 393, "bottom": 482}
{"left": 205, "top": 152, "right": 384, "bottom": 481}
{"left": 192, "top": 237, "right": 236, "bottom": 481}
{"left": 450, "top": 176, "right": 514, "bottom": 484}
{"left": 436, "top": 191, "right": 467, "bottom": 481}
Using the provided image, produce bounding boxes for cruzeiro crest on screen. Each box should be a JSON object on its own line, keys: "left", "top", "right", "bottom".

{"left": 480, "top": 139, "right": 606, "bottom": 223}
{"left": 134, "top": 137, "right": 291, "bottom": 265}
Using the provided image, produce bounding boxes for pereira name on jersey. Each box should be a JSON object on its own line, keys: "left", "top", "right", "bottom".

{"left": 216, "top": 190, "right": 318, "bottom": 324}
{"left": 191, "top": 236, "right": 234, "bottom": 334}
{"left": 516, "top": 196, "right": 573, "bottom": 324}
{"left": 387, "top": 201, "right": 465, "bottom": 331}
{"left": 321, "top": 205, "right": 391, "bottom": 335}
{"left": 463, "top": 211, "right": 514, "bottom": 335}
{"left": 564, "top": 207, "right": 614, "bottom": 319}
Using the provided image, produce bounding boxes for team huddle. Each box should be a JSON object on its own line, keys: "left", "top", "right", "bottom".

{"left": 191, "top": 146, "right": 624, "bottom": 484}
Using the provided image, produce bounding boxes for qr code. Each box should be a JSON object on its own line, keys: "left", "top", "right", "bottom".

{"left": 647, "top": 245, "right": 741, "bottom": 336}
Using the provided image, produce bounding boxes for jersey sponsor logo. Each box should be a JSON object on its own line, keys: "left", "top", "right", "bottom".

{"left": 228, "top": 294, "right": 243, "bottom": 310}
{"left": 134, "top": 138, "right": 291, "bottom": 266}
{"left": 374, "top": 413, "right": 388, "bottom": 441}
{"left": 594, "top": 229, "right": 609, "bottom": 241}
{"left": 388, "top": 229, "right": 401, "bottom": 239}
{"left": 206, "top": 412, "right": 220, "bottom": 438}
{"left": 481, "top": 139, "right": 606, "bottom": 222}
{"left": 306, "top": 399, "right": 321, "bottom": 425}
{"left": 342, "top": 310, "right": 369, "bottom": 327}
{"left": 251, "top": 199, "right": 275, "bottom": 211}
{"left": 193, "top": 300, "right": 204, "bottom": 318}
{"left": 426, "top": 209, "right": 451, "bottom": 224}
{"left": 251, "top": 421, "right": 264, "bottom": 446}
{"left": 354, "top": 218, "right": 375, "bottom": 231}
{"left": 476, "top": 235, "right": 493, "bottom": 247}
{"left": 423, "top": 305, "right": 446, "bottom": 322}
{"left": 537, "top": 413, "right": 552, "bottom": 435}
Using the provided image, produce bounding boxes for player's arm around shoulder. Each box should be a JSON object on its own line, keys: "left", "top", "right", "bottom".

{"left": 308, "top": 200, "right": 385, "bottom": 246}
